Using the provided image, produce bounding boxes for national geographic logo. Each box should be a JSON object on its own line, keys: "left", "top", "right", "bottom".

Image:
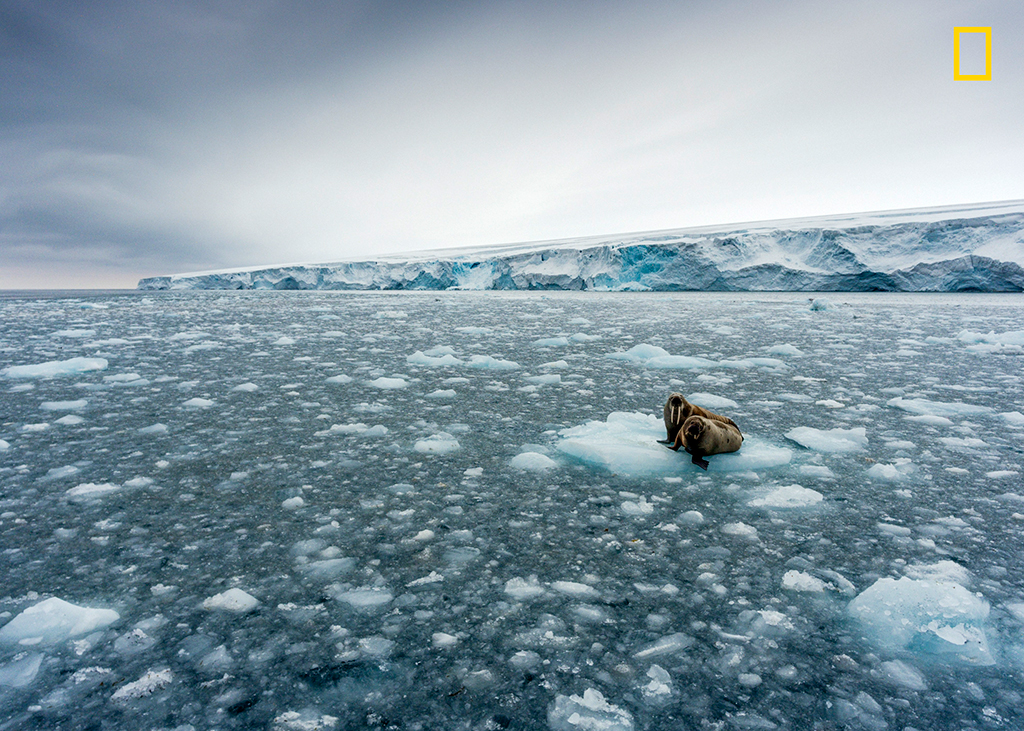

{"left": 953, "top": 27, "right": 991, "bottom": 81}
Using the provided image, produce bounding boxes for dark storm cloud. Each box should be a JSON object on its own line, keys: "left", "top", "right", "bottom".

{"left": 1, "top": 0, "right": 1022, "bottom": 287}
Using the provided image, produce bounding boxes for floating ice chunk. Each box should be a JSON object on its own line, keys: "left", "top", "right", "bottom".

{"left": 799, "top": 464, "right": 835, "bottom": 479}
{"left": 525, "top": 374, "right": 561, "bottom": 385}
{"left": 1001, "top": 411, "right": 1024, "bottom": 426}
{"left": 65, "top": 483, "right": 120, "bottom": 501}
{"left": 878, "top": 659, "right": 928, "bottom": 691}
{"left": 556, "top": 412, "right": 791, "bottom": 476}
{"left": 866, "top": 459, "right": 916, "bottom": 481}
{"left": 541, "top": 360, "right": 569, "bottom": 369}
{"left": 52, "top": 329, "right": 96, "bottom": 338}
{"left": 111, "top": 668, "right": 172, "bottom": 701}
{"left": 427, "top": 389, "right": 457, "bottom": 399}
{"left": 510, "top": 452, "right": 558, "bottom": 471}
{"left": 548, "top": 689, "right": 634, "bottom": 731}
{"left": 809, "top": 298, "right": 831, "bottom": 311}
{"left": 334, "top": 587, "right": 393, "bottom": 611}
{"left": 957, "top": 329, "right": 1024, "bottom": 354}
{"left": 44, "top": 465, "right": 80, "bottom": 480}
{"left": 748, "top": 484, "right": 823, "bottom": 508}
{"left": 905, "top": 414, "right": 954, "bottom": 426}
{"left": 0, "top": 439, "right": 9, "bottom": 450}
{"left": 847, "top": 577, "right": 994, "bottom": 665}
{"left": 406, "top": 571, "right": 444, "bottom": 587}
{"left": 641, "top": 664, "right": 672, "bottom": 704}
{"left": 455, "top": 326, "right": 492, "bottom": 335}
{"left": 376, "top": 310, "right": 407, "bottom": 319}
{"left": 816, "top": 399, "right": 845, "bottom": 408}
{"left": 505, "top": 576, "right": 547, "bottom": 600}
{"left": 281, "top": 496, "right": 304, "bottom": 510}
{"left": 722, "top": 522, "right": 758, "bottom": 540}
{"left": 533, "top": 337, "right": 569, "bottom": 347}
{"left": 687, "top": 393, "right": 739, "bottom": 410}
{"left": 0, "top": 653, "right": 42, "bottom": 688}
{"left": 510, "top": 650, "right": 541, "bottom": 669}
{"left": 55, "top": 414, "right": 84, "bottom": 425}
{"left": 633, "top": 632, "right": 694, "bottom": 659}
{"left": 407, "top": 351, "right": 464, "bottom": 367}
{"left": 300, "top": 558, "right": 356, "bottom": 580}
{"left": 369, "top": 377, "right": 408, "bottom": 389}
{"left": 606, "top": 344, "right": 670, "bottom": 362}
{"left": 183, "top": 397, "right": 214, "bottom": 408}
{"left": 325, "top": 374, "right": 353, "bottom": 384}
{"left": 646, "top": 355, "right": 718, "bottom": 369}
{"left": 782, "top": 570, "right": 826, "bottom": 593}
{"left": 138, "top": 423, "right": 167, "bottom": 434}
{"left": 570, "top": 332, "right": 600, "bottom": 342}
{"left": 904, "top": 561, "right": 971, "bottom": 584}
{"left": 414, "top": 432, "right": 460, "bottom": 454}
{"left": 939, "top": 436, "right": 988, "bottom": 449}
{"left": 273, "top": 336, "right": 296, "bottom": 345}
{"left": 320, "top": 423, "right": 388, "bottom": 437}
{"left": 465, "top": 354, "right": 519, "bottom": 370}
{"left": 0, "top": 598, "right": 119, "bottom": 646}
{"left": 40, "top": 399, "right": 88, "bottom": 411}
{"left": 987, "top": 470, "right": 1020, "bottom": 479}
{"left": 202, "top": 588, "right": 259, "bottom": 613}
{"left": 886, "top": 397, "right": 992, "bottom": 417}
{"left": 232, "top": 382, "right": 259, "bottom": 392}
{"left": 551, "top": 581, "right": 600, "bottom": 598}
{"left": 114, "top": 628, "right": 157, "bottom": 655}
{"left": 272, "top": 710, "right": 340, "bottom": 731}
{"left": 621, "top": 496, "right": 654, "bottom": 515}
{"left": 767, "top": 344, "right": 804, "bottom": 356}
{"left": 2, "top": 357, "right": 108, "bottom": 379}
{"left": 432, "top": 632, "right": 459, "bottom": 648}
{"left": 785, "top": 426, "right": 867, "bottom": 453}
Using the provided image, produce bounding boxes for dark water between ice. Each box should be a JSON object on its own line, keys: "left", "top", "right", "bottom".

{"left": 1, "top": 290, "right": 1023, "bottom": 730}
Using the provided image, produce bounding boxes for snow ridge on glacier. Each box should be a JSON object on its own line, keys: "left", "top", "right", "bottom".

{"left": 138, "top": 200, "right": 1024, "bottom": 292}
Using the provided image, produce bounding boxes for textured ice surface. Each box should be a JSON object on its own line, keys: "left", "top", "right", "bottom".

{"left": 0, "top": 598, "right": 119, "bottom": 646}
{"left": 2, "top": 290, "right": 1024, "bottom": 730}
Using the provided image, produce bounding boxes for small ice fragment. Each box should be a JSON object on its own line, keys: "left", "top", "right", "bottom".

{"left": 232, "top": 382, "right": 259, "bottom": 392}
{"left": 182, "top": 397, "right": 214, "bottom": 408}
{"left": 413, "top": 433, "right": 460, "bottom": 454}
{"left": 111, "top": 668, "right": 172, "bottom": 701}
{"left": 369, "top": 377, "right": 407, "bottom": 389}
{"left": 432, "top": 632, "right": 459, "bottom": 648}
{"left": 510, "top": 452, "right": 558, "bottom": 470}
{"left": 504, "top": 577, "right": 547, "bottom": 600}
{"left": 282, "top": 496, "right": 304, "bottom": 509}
{"left": 0, "top": 653, "right": 43, "bottom": 688}
{"left": 878, "top": 659, "right": 928, "bottom": 691}
{"left": 548, "top": 688, "right": 635, "bottom": 731}
{"left": 65, "top": 483, "right": 120, "bottom": 501}
{"left": 748, "top": 484, "right": 823, "bottom": 508}
{"left": 202, "top": 588, "right": 259, "bottom": 613}
{"left": 139, "top": 423, "right": 167, "bottom": 434}
{"left": 325, "top": 374, "right": 353, "bottom": 384}
{"left": 784, "top": 426, "right": 867, "bottom": 452}
{"left": 633, "top": 633, "right": 694, "bottom": 659}
{"left": 40, "top": 399, "right": 88, "bottom": 411}
{"left": 551, "top": 581, "right": 599, "bottom": 598}
{"left": 782, "top": 570, "right": 826, "bottom": 593}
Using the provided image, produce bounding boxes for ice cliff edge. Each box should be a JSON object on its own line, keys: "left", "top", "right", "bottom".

{"left": 138, "top": 201, "right": 1024, "bottom": 292}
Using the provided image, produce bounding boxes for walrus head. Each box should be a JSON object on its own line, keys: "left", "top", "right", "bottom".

{"left": 667, "top": 393, "right": 687, "bottom": 425}
{"left": 684, "top": 417, "right": 705, "bottom": 442}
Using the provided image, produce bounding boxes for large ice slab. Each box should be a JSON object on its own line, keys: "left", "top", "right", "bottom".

{"left": 556, "top": 412, "right": 791, "bottom": 476}
{"left": 847, "top": 578, "right": 994, "bottom": 665}
{"left": 0, "top": 598, "right": 119, "bottom": 646}
{"left": 1, "top": 357, "right": 108, "bottom": 379}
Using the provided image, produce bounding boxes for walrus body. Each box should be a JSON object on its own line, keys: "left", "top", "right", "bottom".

{"left": 669, "top": 415, "right": 743, "bottom": 470}
{"left": 659, "top": 393, "right": 739, "bottom": 445}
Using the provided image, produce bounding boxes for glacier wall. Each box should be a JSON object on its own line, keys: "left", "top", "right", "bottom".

{"left": 138, "top": 202, "right": 1024, "bottom": 292}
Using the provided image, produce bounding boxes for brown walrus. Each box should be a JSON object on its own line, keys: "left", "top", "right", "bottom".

{"left": 669, "top": 415, "right": 743, "bottom": 470}
{"left": 659, "top": 393, "right": 740, "bottom": 445}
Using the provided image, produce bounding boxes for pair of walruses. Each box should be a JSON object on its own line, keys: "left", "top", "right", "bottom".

{"left": 658, "top": 393, "right": 742, "bottom": 470}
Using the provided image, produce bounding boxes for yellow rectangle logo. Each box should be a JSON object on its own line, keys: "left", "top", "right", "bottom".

{"left": 954, "top": 27, "right": 991, "bottom": 80}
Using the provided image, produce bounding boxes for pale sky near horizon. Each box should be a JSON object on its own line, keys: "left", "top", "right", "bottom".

{"left": 1, "top": 0, "right": 1021, "bottom": 289}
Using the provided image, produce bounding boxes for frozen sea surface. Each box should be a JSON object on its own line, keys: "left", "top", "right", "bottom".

{"left": 1, "top": 290, "right": 1023, "bottom": 730}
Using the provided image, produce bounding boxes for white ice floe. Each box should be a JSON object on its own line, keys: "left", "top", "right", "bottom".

{"left": 182, "top": 397, "right": 214, "bottom": 408}
{"left": 903, "top": 560, "right": 971, "bottom": 584}
{"left": 413, "top": 432, "right": 460, "bottom": 455}
{"left": 334, "top": 587, "right": 394, "bottom": 611}
{"left": 748, "top": 484, "right": 823, "bottom": 508}
{"left": 886, "top": 397, "right": 993, "bottom": 417}
{"left": 548, "top": 688, "right": 634, "bottom": 731}
{"left": 369, "top": 376, "right": 408, "bottom": 389}
{"left": 533, "top": 337, "right": 569, "bottom": 347}
{"left": 426, "top": 389, "right": 457, "bottom": 399}
{"left": 231, "top": 382, "right": 259, "bottom": 392}
{"left": 0, "top": 439, "right": 9, "bottom": 450}
{"left": 0, "top": 597, "right": 119, "bottom": 646}
{"left": 782, "top": 570, "right": 827, "bottom": 593}
{"left": 686, "top": 393, "right": 739, "bottom": 409}
{"left": 957, "top": 329, "right": 1024, "bottom": 354}
{"left": 1001, "top": 411, "right": 1024, "bottom": 425}
{"left": 525, "top": 374, "right": 561, "bottom": 385}
{"left": 407, "top": 350, "right": 463, "bottom": 367}
{"left": 785, "top": 426, "right": 867, "bottom": 452}
{"left": 633, "top": 633, "right": 694, "bottom": 659}
{"left": 847, "top": 577, "right": 994, "bottom": 665}
{"left": 111, "top": 668, "right": 173, "bottom": 701}
{"left": 551, "top": 581, "right": 600, "bottom": 598}
{"left": 877, "top": 659, "right": 928, "bottom": 691}
{"left": 0, "top": 653, "right": 43, "bottom": 688}
{"left": 504, "top": 576, "right": 547, "bottom": 600}
{"left": 65, "top": 483, "right": 120, "bottom": 501}
{"left": 318, "top": 423, "right": 388, "bottom": 437}
{"left": 767, "top": 344, "right": 805, "bottom": 356}
{"left": 40, "top": 399, "right": 88, "bottom": 411}
{"left": 556, "top": 412, "right": 791, "bottom": 476}
{"left": 138, "top": 423, "right": 168, "bottom": 434}
{"left": 606, "top": 344, "right": 784, "bottom": 370}
{"left": 866, "top": 459, "right": 916, "bottom": 481}
{"left": 2, "top": 357, "right": 108, "bottom": 379}
{"left": 325, "top": 374, "right": 353, "bottom": 384}
{"left": 202, "top": 588, "right": 259, "bottom": 613}
{"left": 465, "top": 354, "right": 519, "bottom": 370}
{"left": 510, "top": 452, "right": 558, "bottom": 470}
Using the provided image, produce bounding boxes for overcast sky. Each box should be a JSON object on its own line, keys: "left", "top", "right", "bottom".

{"left": 1, "top": 0, "right": 1021, "bottom": 288}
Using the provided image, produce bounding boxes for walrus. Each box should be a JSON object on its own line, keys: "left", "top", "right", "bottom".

{"left": 668, "top": 415, "right": 743, "bottom": 470}
{"left": 659, "top": 393, "right": 740, "bottom": 445}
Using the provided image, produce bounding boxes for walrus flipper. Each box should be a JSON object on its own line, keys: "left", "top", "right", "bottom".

{"left": 685, "top": 447, "right": 710, "bottom": 470}
{"left": 656, "top": 438, "right": 673, "bottom": 445}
